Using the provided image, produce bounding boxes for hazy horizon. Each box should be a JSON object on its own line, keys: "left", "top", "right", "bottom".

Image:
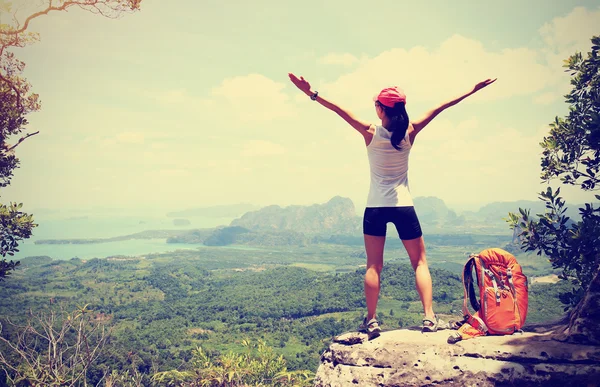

{"left": 3, "top": 1, "right": 599, "bottom": 215}
{"left": 27, "top": 194, "right": 594, "bottom": 221}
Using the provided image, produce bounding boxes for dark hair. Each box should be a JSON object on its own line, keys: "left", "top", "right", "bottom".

{"left": 378, "top": 101, "right": 409, "bottom": 150}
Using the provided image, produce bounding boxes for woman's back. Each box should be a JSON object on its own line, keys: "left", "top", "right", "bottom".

{"left": 366, "top": 124, "right": 413, "bottom": 207}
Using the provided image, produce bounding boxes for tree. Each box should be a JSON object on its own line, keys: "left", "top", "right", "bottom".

{"left": 0, "top": 0, "right": 142, "bottom": 279}
{"left": 0, "top": 202, "right": 35, "bottom": 280}
{"left": 0, "top": 305, "right": 110, "bottom": 386}
{"left": 507, "top": 35, "right": 600, "bottom": 344}
{"left": 151, "top": 340, "right": 314, "bottom": 387}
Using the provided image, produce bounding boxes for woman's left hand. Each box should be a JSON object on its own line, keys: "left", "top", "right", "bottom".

{"left": 288, "top": 73, "right": 312, "bottom": 95}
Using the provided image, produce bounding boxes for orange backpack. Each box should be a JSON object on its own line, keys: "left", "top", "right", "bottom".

{"left": 460, "top": 248, "right": 529, "bottom": 337}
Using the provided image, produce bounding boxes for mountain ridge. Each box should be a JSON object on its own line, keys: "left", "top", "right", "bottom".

{"left": 32, "top": 196, "right": 595, "bottom": 246}
{"left": 227, "top": 196, "right": 590, "bottom": 235}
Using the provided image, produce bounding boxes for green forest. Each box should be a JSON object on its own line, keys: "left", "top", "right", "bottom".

{"left": 0, "top": 241, "right": 567, "bottom": 386}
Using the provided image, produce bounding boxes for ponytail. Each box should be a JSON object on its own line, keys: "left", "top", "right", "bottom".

{"left": 380, "top": 102, "right": 409, "bottom": 150}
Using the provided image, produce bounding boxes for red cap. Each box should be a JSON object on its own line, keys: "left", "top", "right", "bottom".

{"left": 375, "top": 86, "right": 406, "bottom": 107}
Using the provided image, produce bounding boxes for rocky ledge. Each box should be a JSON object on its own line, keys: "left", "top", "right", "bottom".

{"left": 314, "top": 327, "right": 600, "bottom": 386}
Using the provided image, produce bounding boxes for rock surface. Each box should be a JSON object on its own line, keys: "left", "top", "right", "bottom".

{"left": 314, "top": 328, "right": 600, "bottom": 386}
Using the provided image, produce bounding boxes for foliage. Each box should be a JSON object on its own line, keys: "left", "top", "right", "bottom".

{"left": 0, "top": 19, "right": 41, "bottom": 280}
{"left": 103, "top": 369, "right": 145, "bottom": 387}
{"left": 538, "top": 36, "right": 600, "bottom": 190}
{"left": 507, "top": 188, "right": 600, "bottom": 306}
{"left": 526, "top": 280, "right": 574, "bottom": 323}
{"left": 508, "top": 36, "right": 600, "bottom": 306}
{"left": 203, "top": 227, "right": 252, "bottom": 246}
{"left": 0, "top": 305, "right": 110, "bottom": 386}
{"left": 151, "top": 340, "right": 314, "bottom": 387}
{"left": 0, "top": 240, "right": 562, "bottom": 386}
{"left": 0, "top": 202, "right": 36, "bottom": 280}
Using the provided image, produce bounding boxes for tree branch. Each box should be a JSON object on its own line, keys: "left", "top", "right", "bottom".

{"left": 1, "top": 1, "right": 88, "bottom": 37}
{"left": 6, "top": 131, "right": 39, "bottom": 151}
{"left": 0, "top": 1, "right": 139, "bottom": 37}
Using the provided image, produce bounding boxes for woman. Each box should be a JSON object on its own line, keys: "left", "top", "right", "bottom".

{"left": 288, "top": 72, "right": 496, "bottom": 338}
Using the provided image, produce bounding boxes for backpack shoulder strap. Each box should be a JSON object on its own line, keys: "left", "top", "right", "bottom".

{"left": 463, "top": 255, "right": 480, "bottom": 313}
{"left": 462, "top": 254, "right": 488, "bottom": 335}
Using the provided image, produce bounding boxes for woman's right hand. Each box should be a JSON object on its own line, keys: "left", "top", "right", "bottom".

{"left": 288, "top": 73, "right": 312, "bottom": 95}
{"left": 472, "top": 78, "right": 497, "bottom": 93}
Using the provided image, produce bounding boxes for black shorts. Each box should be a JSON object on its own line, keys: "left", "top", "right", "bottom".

{"left": 363, "top": 206, "right": 423, "bottom": 240}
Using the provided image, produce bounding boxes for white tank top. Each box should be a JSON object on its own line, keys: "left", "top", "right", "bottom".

{"left": 365, "top": 124, "right": 413, "bottom": 207}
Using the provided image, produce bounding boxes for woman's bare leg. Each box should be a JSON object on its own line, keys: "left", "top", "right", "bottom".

{"left": 364, "top": 234, "right": 386, "bottom": 320}
{"left": 402, "top": 236, "right": 435, "bottom": 320}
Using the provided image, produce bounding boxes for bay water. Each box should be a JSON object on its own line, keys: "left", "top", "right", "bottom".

{"left": 14, "top": 214, "right": 234, "bottom": 261}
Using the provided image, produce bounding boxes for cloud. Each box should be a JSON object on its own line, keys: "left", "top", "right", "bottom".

{"left": 151, "top": 142, "right": 167, "bottom": 149}
{"left": 456, "top": 117, "right": 479, "bottom": 131}
{"left": 533, "top": 92, "right": 560, "bottom": 105}
{"left": 142, "top": 7, "right": 599, "bottom": 145}
{"left": 527, "top": 7, "right": 600, "bottom": 104}
{"left": 153, "top": 168, "right": 190, "bottom": 177}
{"left": 539, "top": 6, "right": 600, "bottom": 55}
{"left": 155, "top": 89, "right": 189, "bottom": 105}
{"left": 148, "top": 88, "right": 214, "bottom": 112}
{"left": 115, "top": 132, "right": 145, "bottom": 144}
{"left": 314, "top": 7, "right": 599, "bottom": 112}
{"left": 240, "top": 140, "right": 286, "bottom": 157}
{"left": 16, "top": 5, "right": 599, "bottom": 211}
{"left": 319, "top": 53, "right": 360, "bottom": 67}
{"left": 316, "top": 35, "right": 553, "bottom": 114}
{"left": 210, "top": 74, "right": 295, "bottom": 123}
{"left": 407, "top": 119, "right": 548, "bottom": 204}
{"left": 83, "top": 131, "right": 170, "bottom": 147}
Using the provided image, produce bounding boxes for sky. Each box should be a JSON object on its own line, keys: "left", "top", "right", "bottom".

{"left": 2, "top": 0, "right": 600, "bottom": 215}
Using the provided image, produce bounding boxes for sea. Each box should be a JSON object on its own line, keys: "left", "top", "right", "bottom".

{"left": 13, "top": 213, "right": 235, "bottom": 261}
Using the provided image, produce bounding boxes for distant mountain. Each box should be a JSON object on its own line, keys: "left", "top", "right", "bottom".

{"left": 203, "top": 226, "right": 253, "bottom": 246}
{"left": 224, "top": 196, "right": 548, "bottom": 237}
{"left": 166, "top": 203, "right": 259, "bottom": 218}
{"left": 167, "top": 226, "right": 311, "bottom": 247}
{"left": 470, "top": 201, "right": 546, "bottom": 223}
{"left": 462, "top": 200, "right": 586, "bottom": 231}
{"left": 166, "top": 229, "right": 214, "bottom": 244}
{"left": 37, "top": 197, "right": 595, "bottom": 248}
{"left": 413, "top": 197, "right": 465, "bottom": 228}
{"left": 406, "top": 197, "right": 589, "bottom": 233}
{"left": 229, "top": 196, "right": 361, "bottom": 235}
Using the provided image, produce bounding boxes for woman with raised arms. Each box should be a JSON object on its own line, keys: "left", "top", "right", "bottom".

{"left": 288, "top": 73, "right": 496, "bottom": 339}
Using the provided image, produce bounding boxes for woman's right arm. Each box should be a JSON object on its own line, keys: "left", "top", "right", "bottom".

{"left": 411, "top": 78, "right": 497, "bottom": 137}
{"left": 288, "top": 73, "right": 372, "bottom": 138}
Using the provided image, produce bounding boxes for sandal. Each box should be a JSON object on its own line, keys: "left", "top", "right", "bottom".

{"left": 358, "top": 317, "right": 382, "bottom": 340}
{"left": 422, "top": 315, "right": 449, "bottom": 333}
